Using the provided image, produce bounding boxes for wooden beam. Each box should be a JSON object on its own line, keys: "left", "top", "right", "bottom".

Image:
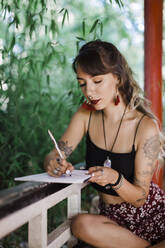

{"left": 144, "top": 0, "right": 164, "bottom": 188}
{"left": 144, "top": 0, "right": 163, "bottom": 127}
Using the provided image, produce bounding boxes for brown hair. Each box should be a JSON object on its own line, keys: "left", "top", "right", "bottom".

{"left": 73, "top": 40, "right": 154, "bottom": 119}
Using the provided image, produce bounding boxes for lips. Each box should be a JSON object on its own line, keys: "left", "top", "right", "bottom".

{"left": 90, "top": 99, "right": 100, "bottom": 105}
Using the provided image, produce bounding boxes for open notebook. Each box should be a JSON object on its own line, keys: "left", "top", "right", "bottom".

{"left": 15, "top": 170, "right": 91, "bottom": 184}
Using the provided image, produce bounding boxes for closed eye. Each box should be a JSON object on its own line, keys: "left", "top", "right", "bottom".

{"left": 94, "top": 80, "right": 102, "bottom": 84}
{"left": 79, "top": 83, "right": 86, "bottom": 88}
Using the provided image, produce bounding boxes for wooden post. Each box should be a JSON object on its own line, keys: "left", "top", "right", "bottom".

{"left": 144, "top": 0, "right": 164, "bottom": 187}
{"left": 67, "top": 190, "right": 81, "bottom": 248}
{"left": 28, "top": 210, "right": 47, "bottom": 248}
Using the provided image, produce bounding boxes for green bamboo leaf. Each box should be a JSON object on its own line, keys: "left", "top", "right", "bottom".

{"left": 50, "top": 19, "right": 57, "bottom": 36}
{"left": 76, "top": 40, "right": 80, "bottom": 53}
{"left": 62, "top": 12, "right": 66, "bottom": 27}
{"left": 2, "top": 7, "right": 7, "bottom": 20}
{"left": 9, "top": 35, "right": 15, "bottom": 51}
{"left": 59, "top": 8, "right": 64, "bottom": 14}
{"left": 89, "top": 19, "right": 99, "bottom": 33}
{"left": 115, "top": 0, "right": 124, "bottom": 8}
{"left": 47, "top": 75, "right": 50, "bottom": 85}
{"left": 17, "top": 0, "right": 21, "bottom": 7}
{"left": 100, "top": 22, "right": 103, "bottom": 36}
{"left": 34, "top": 0, "right": 38, "bottom": 11}
{"left": 29, "top": 20, "right": 36, "bottom": 39}
{"left": 109, "top": 0, "right": 123, "bottom": 8}
{"left": 12, "top": 152, "right": 32, "bottom": 160}
{"left": 76, "top": 36, "right": 86, "bottom": 41}
{"left": 39, "top": 13, "right": 43, "bottom": 24}
{"left": 15, "top": 15, "right": 20, "bottom": 28}
{"left": 41, "top": 0, "right": 46, "bottom": 8}
{"left": 13, "top": 0, "right": 19, "bottom": 9}
{"left": 65, "top": 9, "right": 69, "bottom": 21}
{"left": 47, "top": 53, "right": 53, "bottom": 64}
{"left": 7, "top": 4, "right": 11, "bottom": 12}
{"left": 109, "top": 0, "right": 124, "bottom": 8}
{"left": 62, "top": 9, "right": 69, "bottom": 27}
{"left": 8, "top": 19, "right": 15, "bottom": 27}
{"left": 8, "top": 161, "right": 24, "bottom": 174}
{"left": 82, "top": 19, "right": 86, "bottom": 37}
{"left": 45, "top": 25, "right": 48, "bottom": 35}
{"left": 1, "top": 0, "right": 4, "bottom": 8}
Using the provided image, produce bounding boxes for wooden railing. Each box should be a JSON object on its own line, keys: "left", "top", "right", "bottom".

{"left": 0, "top": 180, "right": 88, "bottom": 248}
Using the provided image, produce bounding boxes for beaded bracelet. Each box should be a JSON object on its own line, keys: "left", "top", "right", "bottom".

{"left": 112, "top": 174, "right": 124, "bottom": 190}
{"left": 105, "top": 172, "right": 122, "bottom": 190}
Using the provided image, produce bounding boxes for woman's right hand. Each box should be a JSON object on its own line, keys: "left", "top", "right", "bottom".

{"left": 44, "top": 150, "right": 74, "bottom": 177}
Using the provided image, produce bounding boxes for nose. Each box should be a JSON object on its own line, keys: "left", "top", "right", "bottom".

{"left": 86, "top": 81, "right": 94, "bottom": 97}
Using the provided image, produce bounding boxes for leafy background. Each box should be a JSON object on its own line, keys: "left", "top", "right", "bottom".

{"left": 0, "top": 0, "right": 164, "bottom": 247}
{"left": 0, "top": 0, "right": 149, "bottom": 189}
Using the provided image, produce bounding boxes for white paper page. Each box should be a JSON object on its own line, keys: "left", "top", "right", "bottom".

{"left": 15, "top": 170, "right": 91, "bottom": 184}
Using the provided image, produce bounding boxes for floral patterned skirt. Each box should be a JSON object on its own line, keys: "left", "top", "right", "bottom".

{"left": 99, "top": 182, "right": 165, "bottom": 245}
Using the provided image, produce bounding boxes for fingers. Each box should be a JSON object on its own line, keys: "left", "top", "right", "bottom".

{"left": 88, "top": 167, "right": 104, "bottom": 182}
{"left": 47, "top": 158, "right": 73, "bottom": 177}
{"left": 47, "top": 159, "right": 61, "bottom": 177}
{"left": 67, "top": 162, "right": 74, "bottom": 172}
{"left": 88, "top": 166, "right": 103, "bottom": 174}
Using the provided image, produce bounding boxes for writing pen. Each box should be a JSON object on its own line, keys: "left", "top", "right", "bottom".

{"left": 83, "top": 176, "right": 92, "bottom": 183}
{"left": 48, "top": 129, "right": 71, "bottom": 176}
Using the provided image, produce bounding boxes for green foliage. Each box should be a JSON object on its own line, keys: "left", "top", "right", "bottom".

{"left": 0, "top": 224, "right": 28, "bottom": 248}
{"left": 0, "top": 0, "right": 132, "bottom": 190}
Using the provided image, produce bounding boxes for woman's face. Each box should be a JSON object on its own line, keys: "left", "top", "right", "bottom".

{"left": 77, "top": 66, "right": 119, "bottom": 110}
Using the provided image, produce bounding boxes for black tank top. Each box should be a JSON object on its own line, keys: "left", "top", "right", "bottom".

{"left": 85, "top": 112, "right": 145, "bottom": 196}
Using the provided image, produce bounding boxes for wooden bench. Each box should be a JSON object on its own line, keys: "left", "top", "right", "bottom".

{"left": 0, "top": 181, "right": 88, "bottom": 248}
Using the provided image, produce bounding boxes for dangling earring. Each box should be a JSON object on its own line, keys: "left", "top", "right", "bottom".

{"left": 114, "top": 95, "right": 120, "bottom": 105}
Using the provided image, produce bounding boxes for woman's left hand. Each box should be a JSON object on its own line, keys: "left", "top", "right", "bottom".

{"left": 88, "top": 166, "right": 118, "bottom": 186}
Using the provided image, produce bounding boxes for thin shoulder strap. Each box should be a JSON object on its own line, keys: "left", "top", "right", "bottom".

{"left": 133, "top": 114, "right": 146, "bottom": 145}
{"left": 87, "top": 111, "right": 92, "bottom": 132}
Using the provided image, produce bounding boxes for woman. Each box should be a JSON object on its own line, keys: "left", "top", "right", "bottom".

{"left": 44, "top": 40, "right": 165, "bottom": 248}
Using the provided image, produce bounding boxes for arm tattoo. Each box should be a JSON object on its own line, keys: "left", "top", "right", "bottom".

{"left": 58, "top": 140, "right": 73, "bottom": 158}
{"left": 137, "top": 168, "right": 155, "bottom": 177}
{"left": 134, "top": 135, "right": 159, "bottom": 204}
{"left": 134, "top": 177, "right": 147, "bottom": 203}
{"left": 143, "top": 134, "right": 160, "bottom": 161}
{"left": 134, "top": 177, "right": 147, "bottom": 187}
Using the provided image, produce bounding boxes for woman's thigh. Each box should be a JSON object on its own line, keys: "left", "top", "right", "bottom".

{"left": 71, "top": 213, "right": 150, "bottom": 248}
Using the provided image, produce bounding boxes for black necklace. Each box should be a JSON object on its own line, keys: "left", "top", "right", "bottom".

{"left": 102, "top": 105, "right": 127, "bottom": 168}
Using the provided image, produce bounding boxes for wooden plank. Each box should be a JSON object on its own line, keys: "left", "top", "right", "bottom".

{"left": 48, "top": 220, "right": 71, "bottom": 248}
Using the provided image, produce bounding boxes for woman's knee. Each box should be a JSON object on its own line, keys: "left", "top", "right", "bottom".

{"left": 71, "top": 213, "right": 93, "bottom": 238}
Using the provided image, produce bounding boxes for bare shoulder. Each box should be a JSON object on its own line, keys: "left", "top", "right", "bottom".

{"left": 73, "top": 105, "right": 91, "bottom": 121}
{"left": 138, "top": 115, "right": 159, "bottom": 138}
{"left": 77, "top": 105, "right": 91, "bottom": 115}
{"left": 71, "top": 105, "right": 93, "bottom": 133}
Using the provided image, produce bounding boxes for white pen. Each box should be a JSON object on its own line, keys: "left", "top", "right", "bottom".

{"left": 48, "top": 129, "right": 71, "bottom": 176}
